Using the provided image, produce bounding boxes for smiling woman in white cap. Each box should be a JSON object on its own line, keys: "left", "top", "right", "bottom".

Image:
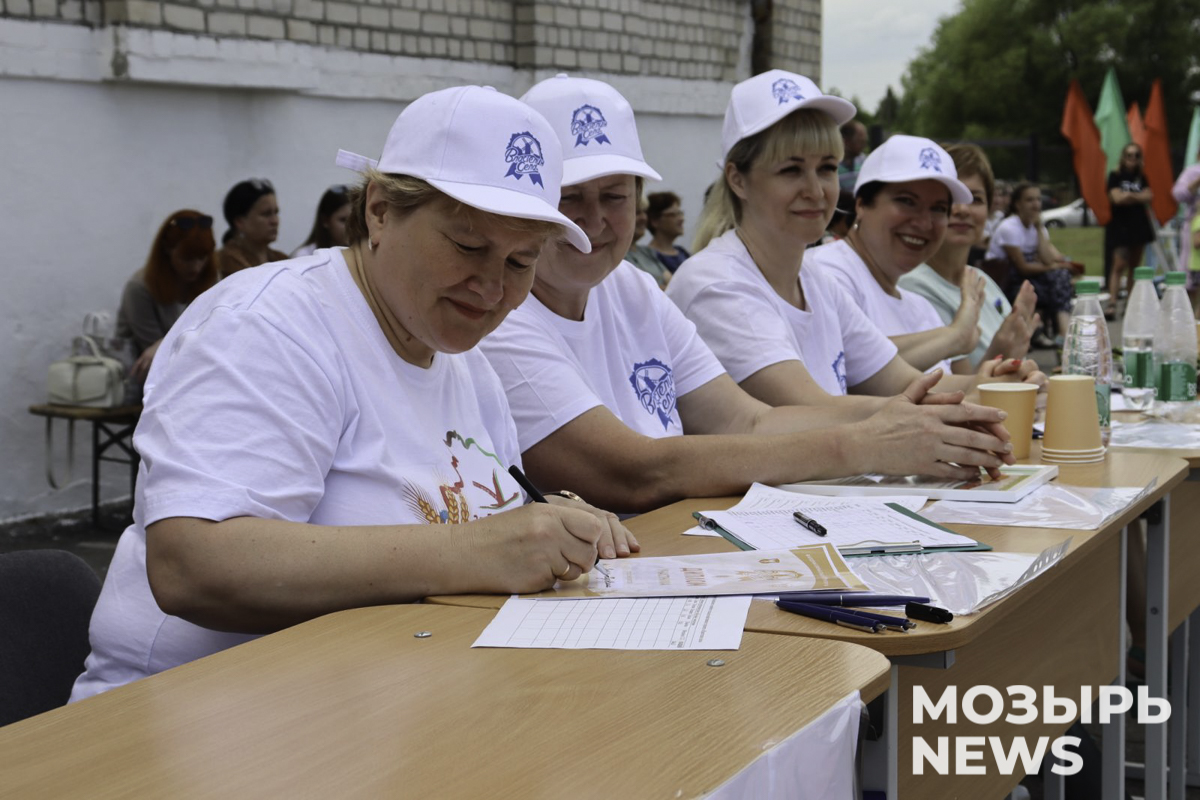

{"left": 671, "top": 73, "right": 1040, "bottom": 413}
{"left": 478, "top": 74, "right": 1015, "bottom": 514}
{"left": 70, "top": 86, "right": 629, "bottom": 701}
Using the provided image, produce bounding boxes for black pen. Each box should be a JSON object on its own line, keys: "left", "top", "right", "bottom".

{"left": 775, "top": 600, "right": 884, "bottom": 633}
{"left": 508, "top": 465, "right": 610, "bottom": 580}
{"left": 792, "top": 510, "right": 828, "bottom": 537}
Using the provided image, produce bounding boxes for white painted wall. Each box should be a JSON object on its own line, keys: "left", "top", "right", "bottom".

{"left": 0, "top": 20, "right": 728, "bottom": 521}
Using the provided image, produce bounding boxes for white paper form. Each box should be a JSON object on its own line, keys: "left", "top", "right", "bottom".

{"left": 701, "top": 483, "right": 976, "bottom": 554}
{"left": 472, "top": 595, "right": 751, "bottom": 650}
{"left": 682, "top": 486, "right": 926, "bottom": 538}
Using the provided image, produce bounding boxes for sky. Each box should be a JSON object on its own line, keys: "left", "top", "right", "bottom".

{"left": 822, "top": 0, "right": 963, "bottom": 114}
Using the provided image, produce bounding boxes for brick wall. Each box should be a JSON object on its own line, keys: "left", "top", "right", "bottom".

{"left": 3, "top": 0, "right": 820, "bottom": 83}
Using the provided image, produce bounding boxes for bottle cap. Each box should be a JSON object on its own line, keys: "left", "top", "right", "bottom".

{"left": 1134, "top": 266, "right": 1154, "bottom": 280}
{"left": 1166, "top": 271, "right": 1187, "bottom": 286}
{"left": 1075, "top": 279, "right": 1100, "bottom": 295}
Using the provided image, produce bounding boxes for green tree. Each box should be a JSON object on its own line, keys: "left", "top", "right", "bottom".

{"left": 893, "top": 0, "right": 1200, "bottom": 177}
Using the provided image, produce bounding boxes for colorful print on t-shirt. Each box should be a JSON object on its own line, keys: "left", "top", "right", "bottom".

{"left": 402, "top": 429, "right": 522, "bottom": 524}
{"left": 831, "top": 351, "right": 848, "bottom": 393}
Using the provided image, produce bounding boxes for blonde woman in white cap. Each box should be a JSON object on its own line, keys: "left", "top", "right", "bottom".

{"left": 71, "top": 86, "right": 630, "bottom": 701}
{"left": 479, "top": 74, "right": 1014, "bottom": 514}
{"left": 672, "top": 72, "right": 1040, "bottom": 412}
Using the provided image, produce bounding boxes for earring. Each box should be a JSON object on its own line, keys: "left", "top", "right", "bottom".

{"left": 367, "top": 239, "right": 375, "bottom": 252}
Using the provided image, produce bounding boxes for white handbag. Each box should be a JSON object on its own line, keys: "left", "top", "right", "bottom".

{"left": 47, "top": 335, "right": 126, "bottom": 408}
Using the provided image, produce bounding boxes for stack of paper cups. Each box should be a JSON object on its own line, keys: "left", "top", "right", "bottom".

{"left": 1042, "top": 375, "right": 1105, "bottom": 463}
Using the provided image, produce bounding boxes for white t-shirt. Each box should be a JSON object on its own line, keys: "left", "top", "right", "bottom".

{"left": 666, "top": 230, "right": 897, "bottom": 396}
{"left": 479, "top": 261, "right": 727, "bottom": 451}
{"left": 803, "top": 239, "right": 956, "bottom": 375}
{"left": 71, "top": 250, "right": 525, "bottom": 701}
{"left": 987, "top": 215, "right": 1042, "bottom": 261}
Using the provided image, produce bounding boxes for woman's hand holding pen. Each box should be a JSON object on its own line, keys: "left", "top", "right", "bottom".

{"left": 545, "top": 493, "right": 640, "bottom": 559}
{"left": 463, "top": 503, "right": 603, "bottom": 593}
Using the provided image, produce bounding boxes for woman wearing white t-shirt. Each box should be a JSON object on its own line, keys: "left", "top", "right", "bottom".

{"left": 71, "top": 87, "right": 630, "bottom": 700}
{"left": 672, "top": 73, "right": 1041, "bottom": 412}
{"left": 480, "top": 74, "right": 1014, "bottom": 514}
{"left": 985, "top": 182, "right": 1078, "bottom": 342}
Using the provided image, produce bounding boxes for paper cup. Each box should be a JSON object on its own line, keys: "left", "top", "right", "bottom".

{"left": 978, "top": 383, "right": 1038, "bottom": 459}
{"left": 1043, "top": 375, "right": 1103, "bottom": 453}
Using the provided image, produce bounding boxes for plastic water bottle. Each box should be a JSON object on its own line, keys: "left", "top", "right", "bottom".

{"left": 1122, "top": 266, "right": 1159, "bottom": 411}
{"left": 1062, "top": 279, "right": 1113, "bottom": 445}
{"left": 1153, "top": 271, "right": 1198, "bottom": 420}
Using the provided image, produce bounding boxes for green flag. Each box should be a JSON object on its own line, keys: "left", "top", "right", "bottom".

{"left": 1093, "top": 67, "right": 1130, "bottom": 173}
{"left": 1186, "top": 106, "right": 1200, "bottom": 168}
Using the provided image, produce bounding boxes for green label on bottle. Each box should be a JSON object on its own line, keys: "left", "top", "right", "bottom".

{"left": 1158, "top": 362, "right": 1198, "bottom": 402}
{"left": 1095, "top": 383, "right": 1110, "bottom": 428}
{"left": 1124, "top": 351, "right": 1155, "bottom": 390}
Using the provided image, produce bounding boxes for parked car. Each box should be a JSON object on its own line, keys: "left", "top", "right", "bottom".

{"left": 1041, "top": 198, "right": 1098, "bottom": 228}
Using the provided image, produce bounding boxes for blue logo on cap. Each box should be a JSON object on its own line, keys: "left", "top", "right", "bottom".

{"left": 918, "top": 147, "right": 943, "bottom": 173}
{"left": 629, "top": 358, "right": 677, "bottom": 431}
{"left": 504, "top": 132, "right": 545, "bottom": 187}
{"left": 771, "top": 78, "right": 805, "bottom": 105}
{"left": 570, "top": 104, "right": 611, "bottom": 147}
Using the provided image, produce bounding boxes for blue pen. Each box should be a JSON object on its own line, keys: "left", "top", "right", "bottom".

{"left": 833, "top": 607, "right": 915, "bottom": 631}
{"left": 774, "top": 600, "right": 885, "bottom": 633}
{"left": 776, "top": 592, "right": 930, "bottom": 607}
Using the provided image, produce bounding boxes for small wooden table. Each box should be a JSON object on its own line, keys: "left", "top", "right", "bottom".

{"left": 28, "top": 404, "right": 141, "bottom": 526}
{"left": 0, "top": 604, "right": 890, "bottom": 798}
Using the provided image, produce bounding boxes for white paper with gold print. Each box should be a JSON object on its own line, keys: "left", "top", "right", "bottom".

{"left": 525, "top": 544, "right": 867, "bottom": 599}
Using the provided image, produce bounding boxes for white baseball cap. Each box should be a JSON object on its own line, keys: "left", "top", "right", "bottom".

{"left": 720, "top": 70, "right": 857, "bottom": 164}
{"left": 520, "top": 74, "right": 662, "bottom": 187}
{"left": 335, "top": 85, "right": 590, "bottom": 253}
{"left": 853, "top": 135, "right": 973, "bottom": 204}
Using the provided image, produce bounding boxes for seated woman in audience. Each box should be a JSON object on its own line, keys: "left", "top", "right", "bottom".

{"left": 116, "top": 210, "right": 219, "bottom": 383}
{"left": 985, "top": 182, "right": 1077, "bottom": 344}
{"left": 292, "top": 184, "right": 352, "bottom": 257}
{"left": 669, "top": 72, "right": 1041, "bottom": 413}
{"left": 215, "top": 178, "right": 287, "bottom": 278}
{"left": 625, "top": 193, "right": 670, "bottom": 288}
{"left": 478, "top": 74, "right": 1014, "bottom": 515}
{"left": 646, "top": 191, "right": 691, "bottom": 273}
{"left": 71, "top": 86, "right": 630, "bottom": 700}
{"left": 898, "top": 144, "right": 1039, "bottom": 371}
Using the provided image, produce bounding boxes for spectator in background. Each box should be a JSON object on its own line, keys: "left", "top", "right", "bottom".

{"left": 216, "top": 179, "right": 286, "bottom": 278}
{"left": 116, "top": 210, "right": 218, "bottom": 383}
{"left": 982, "top": 179, "right": 1010, "bottom": 250}
{"left": 986, "top": 182, "right": 1078, "bottom": 345}
{"left": 292, "top": 185, "right": 352, "bottom": 257}
{"left": 1105, "top": 143, "right": 1155, "bottom": 317}
{"left": 838, "top": 120, "right": 868, "bottom": 191}
{"left": 625, "top": 193, "right": 670, "bottom": 288}
{"left": 1172, "top": 152, "right": 1200, "bottom": 302}
{"left": 646, "top": 191, "right": 690, "bottom": 273}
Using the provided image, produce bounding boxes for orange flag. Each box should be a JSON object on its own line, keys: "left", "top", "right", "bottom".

{"left": 1143, "top": 79, "right": 1178, "bottom": 224}
{"left": 1127, "top": 102, "right": 1146, "bottom": 149}
{"left": 1060, "top": 79, "right": 1111, "bottom": 226}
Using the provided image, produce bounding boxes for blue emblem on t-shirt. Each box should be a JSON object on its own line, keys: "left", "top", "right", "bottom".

{"left": 831, "top": 351, "right": 848, "bottom": 394}
{"left": 504, "top": 132, "right": 545, "bottom": 187}
{"left": 571, "top": 104, "right": 611, "bottom": 147}
{"left": 771, "top": 78, "right": 805, "bottom": 105}
{"left": 629, "top": 358, "right": 677, "bottom": 431}
{"left": 918, "top": 147, "right": 943, "bottom": 173}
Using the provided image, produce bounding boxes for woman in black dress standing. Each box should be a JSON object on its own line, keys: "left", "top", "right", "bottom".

{"left": 1106, "top": 143, "right": 1155, "bottom": 317}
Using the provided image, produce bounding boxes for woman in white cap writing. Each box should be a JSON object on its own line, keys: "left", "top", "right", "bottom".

{"left": 71, "top": 86, "right": 628, "bottom": 700}
{"left": 671, "top": 72, "right": 1039, "bottom": 413}
{"left": 479, "top": 74, "right": 1014, "bottom": 515}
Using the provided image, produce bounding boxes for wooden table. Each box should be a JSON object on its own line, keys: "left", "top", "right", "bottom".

{"left": 0, "top": 604, "right": 891, "bottom": 799}
{"left": 432, "top": 448, "right": 1187, "bottom": 799}
{"left": 28, "top": 404, "right": 141, "bottom": 526}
